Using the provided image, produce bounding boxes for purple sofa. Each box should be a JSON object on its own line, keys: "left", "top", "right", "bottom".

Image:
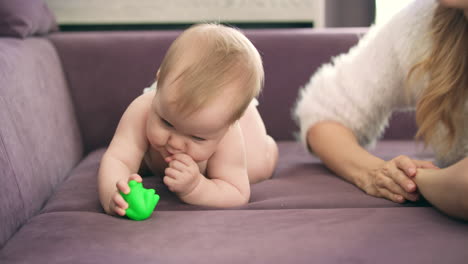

{"left": 1, "top": 5, "right": 467, "bottom": 264}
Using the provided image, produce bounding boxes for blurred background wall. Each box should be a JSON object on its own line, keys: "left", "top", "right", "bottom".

{"left": 45, "top": 0, "right": 411, "bottom": 31}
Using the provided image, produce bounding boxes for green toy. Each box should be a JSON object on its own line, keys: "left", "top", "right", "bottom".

{"left": 120, "top": 180, "right": 160, "bottom": 221}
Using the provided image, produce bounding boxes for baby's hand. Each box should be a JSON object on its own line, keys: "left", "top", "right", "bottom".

{"left": 109, "top": 174, "right": 143, "bottom": 216}
{"left": 163, "top": 153, "right": 202, "bottom": 196}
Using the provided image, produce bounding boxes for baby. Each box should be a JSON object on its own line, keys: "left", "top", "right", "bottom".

{"left": 98, "top": 23, "right": 278, "bottom": 216}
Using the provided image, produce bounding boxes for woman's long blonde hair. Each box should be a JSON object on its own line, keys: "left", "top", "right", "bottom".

{"left": 408, "top": 5, "right": 468, "bottom": 153}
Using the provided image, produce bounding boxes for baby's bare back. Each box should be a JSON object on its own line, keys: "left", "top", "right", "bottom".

{"left": 238, "top": 102, "right": 278, "bottom": 183}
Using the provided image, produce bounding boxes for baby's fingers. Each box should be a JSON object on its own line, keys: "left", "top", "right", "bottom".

{"left": 116, "top": 180, "right": 130, "bottom": 194}
{"left": 165, "top": 167, "right": 181, "bottom": 179}
{"left": 114, "top": 207, "right": 126, "bottom": 217}
{"left": 169, "top": 160, "right": 186, "bottom": 171}
{"left": 129, "top": 173, "right": 143, "bottom": 182}
{"left": 167, "top": 153, "right": 194, "bottom": 166}
{"left": 163, "top": 175, "right": 178, "bottom": 192}
{"left": 111, "top": 194, "right": 128, "bottom": 216}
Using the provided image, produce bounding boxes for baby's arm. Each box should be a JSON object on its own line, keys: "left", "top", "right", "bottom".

{"left": 98, "top": 93, "right": 151, "bottom": 215}
{"left": 164, "top": 122, "right": 250, "bottom": 207}
{"left": 414, "top": 158, "right": 468, "bottom": 220}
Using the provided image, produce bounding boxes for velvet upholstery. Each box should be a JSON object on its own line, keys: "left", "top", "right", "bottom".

{"left": 1, "top": 208, "right": 467, "bottom": 264}
{"left": 0, "top": 0, "right": 58, "bottom": 38}
{"left": 0, "top": 37, "right": 82, "bottom": 248}
{"left": 1, "top": 29, "right": 466, "bottom": 263}
{"left": 40, "top": 141, "right": 433, "bottom": 216}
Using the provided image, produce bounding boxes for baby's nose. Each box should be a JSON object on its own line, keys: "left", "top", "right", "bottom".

{"left": 167, "top": 134, "right": 185, "bottom": 153}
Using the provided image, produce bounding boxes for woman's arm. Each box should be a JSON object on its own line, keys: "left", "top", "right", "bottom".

{"left": 293, "top": 1, "right": 438, "bottom": 204}
{"left": 308, "top": 121, "right": 437, "bottom": 203}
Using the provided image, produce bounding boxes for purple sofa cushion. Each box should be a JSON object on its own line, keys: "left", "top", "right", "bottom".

{"left": 41, "top": 141, "right": 433, "bottom": 214}
{"left": 0, "top": 0, "right": 58, "bottom": 38}
{"left": 1, "top": 208, "right": 467, "bottom": 264}
{"left": 0, "top": 38, "right": 83, "bottom": 248}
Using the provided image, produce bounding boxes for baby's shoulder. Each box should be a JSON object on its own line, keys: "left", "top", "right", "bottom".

{"left": 127, "top": 91, "right": 154, "bottom": 116}
{"left": 214, "top": 122, "right": 244, "bottom": 154}
{"left": 133, "top": 90, "right": 155, "bottom": 107}
{"left": 116, "top": 91, "right": 155, "bottom": 132}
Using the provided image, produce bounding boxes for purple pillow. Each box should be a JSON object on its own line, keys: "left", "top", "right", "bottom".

{"left": 0, "top": 0, "right": 58, "bottom": 38}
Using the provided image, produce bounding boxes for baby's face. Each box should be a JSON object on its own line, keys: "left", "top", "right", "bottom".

{"left": 146, "top": 86, "right": 233, "bottom": 163}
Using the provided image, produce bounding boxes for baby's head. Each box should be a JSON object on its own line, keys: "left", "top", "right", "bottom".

{"left": 156, "top": 23, "right": 263, "bottom": 124}
{"left": 147, "top": 23, "right": 264, "bottom": 161}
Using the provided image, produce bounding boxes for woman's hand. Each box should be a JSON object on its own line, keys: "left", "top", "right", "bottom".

{"left": 361, "top": 155, "right": 438, "bottom": 203}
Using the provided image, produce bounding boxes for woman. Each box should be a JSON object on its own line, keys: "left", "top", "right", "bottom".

{"left": 294, "top": 0, "right": 468, "bottom": 220}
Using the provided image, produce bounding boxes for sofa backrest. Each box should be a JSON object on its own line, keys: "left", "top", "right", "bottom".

{"left": 50, "top": 28, "right": 417, "bottom": 154}
{"left": 249, "top": 28, "right": 364, "bottom": 140}
{"left": 247, "top": 28, "right": 418, "bottom": 141}
{"left": 49, "top": 31, "right": 178, "bottom": 153}
{"left": 0, "top": 38, "right": 83, "bottom": 248}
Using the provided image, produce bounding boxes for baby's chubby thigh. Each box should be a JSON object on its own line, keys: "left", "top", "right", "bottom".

{"left": 239, "top": 102, "right": 279, "bottom": 184}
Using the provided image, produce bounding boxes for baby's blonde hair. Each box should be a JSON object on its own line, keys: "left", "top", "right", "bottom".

{"left": 407, "top": 5, "right": 468, "bottom": 154}
{"left": 156, "top": 23, "right": 264, "bottom": 123}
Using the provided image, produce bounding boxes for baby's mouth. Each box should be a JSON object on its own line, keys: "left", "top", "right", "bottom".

{"left": 156, "top": 148, "right": 170, "bottom": 159}
{"left": 165, "top": 146, "right": 183, "bottom": 156}
{"left": 162, "top": 148, "right": 181, "bottom": 158}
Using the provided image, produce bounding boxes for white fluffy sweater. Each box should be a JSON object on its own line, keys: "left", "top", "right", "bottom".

{"left": 294, "top": 0, "right": 468, "bottom": 167}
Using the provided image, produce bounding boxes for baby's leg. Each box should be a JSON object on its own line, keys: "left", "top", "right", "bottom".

{"left": 239, "top": 103, "right": 278, "bottom": 184}
{"left": 415, "top": 158, "right": 468, "bottom": 220}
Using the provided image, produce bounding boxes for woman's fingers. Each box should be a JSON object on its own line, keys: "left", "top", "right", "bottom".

{"left": 394, "top": 155, "right": 417, "bottom": 177}
{"left": 389, "top": 167, "right": 417, "bottom": 193}
{"left": 364, "top": 156, "right": 427, "bottom": 204}
{"left": 413, "top": 160, "right": 439, "bottom": 169}
{"left": 377, "top": 188, "right": 405, "bottom": 203}
{"left": 376, "top": 172, "right": 419, "bottom": 202}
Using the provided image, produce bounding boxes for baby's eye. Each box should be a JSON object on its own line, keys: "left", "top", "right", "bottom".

{"left": 191, "top": 136, "right": 206, "bottom": 142}
{"left": 160, "top": 118, "right": 173, "bottom": 128}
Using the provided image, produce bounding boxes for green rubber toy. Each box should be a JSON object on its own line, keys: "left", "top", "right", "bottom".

{"left": 120, "top": 180, "right": 160, "bottom": 221}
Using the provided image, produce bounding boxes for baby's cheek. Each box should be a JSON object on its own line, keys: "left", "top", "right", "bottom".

{"left": 188, "top": 144, "right": 216, "bottom": 162}
{"left": 147, "top": 127, "right": 168, "bottom": 148}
